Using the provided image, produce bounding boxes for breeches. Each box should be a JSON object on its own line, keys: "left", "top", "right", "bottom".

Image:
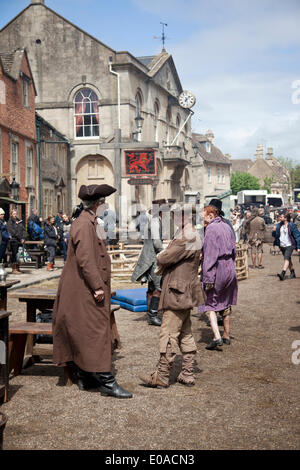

{"left": 159, "top": 309, "right": 197, "bottom": 355}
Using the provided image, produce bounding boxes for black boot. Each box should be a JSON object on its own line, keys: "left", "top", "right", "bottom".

{"left": 289, "top": 269, "right": 296, "bottom": 279}
{"left": 76, "top": 368, "right": 99, "bottom": 390}
{"left": 92, "top": 372, "right": 133, "bottom": 398}
{"left": 277, "top": 270, "right": 286, "bottom": 281}
{"left": 147, "top": 296, "right": 162, "bottom": 326}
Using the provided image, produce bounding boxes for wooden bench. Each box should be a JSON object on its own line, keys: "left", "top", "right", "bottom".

{"left": 8, "top": 304, "right": 121, "bottom": 384}
{"left": 7, "top": 241, "right": 47, "bottom": 269}
{"left": 9, "top": 289, "right": 121, "bottom": 364}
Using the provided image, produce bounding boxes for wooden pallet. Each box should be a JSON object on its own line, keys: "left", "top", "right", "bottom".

{"left": 235, "top": 243, "right": 249, "bottom": 281}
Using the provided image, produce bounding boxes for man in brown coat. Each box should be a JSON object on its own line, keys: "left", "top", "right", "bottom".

{"left": 140, "top": 203, "right": 206, "bottom": 388}
{"left": 53, "top": 184, "right": 132, "bottom": 399}
{"left": 245, "top": 207, "right": 266, "bottom": 269}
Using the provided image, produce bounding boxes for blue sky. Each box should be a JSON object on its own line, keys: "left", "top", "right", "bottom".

{"left": 1, "top": 0, "right": 300, "bottom": 163}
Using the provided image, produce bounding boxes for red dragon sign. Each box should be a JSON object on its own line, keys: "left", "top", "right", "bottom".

{"left": 125, "top": 150, "right": 156, "bottom": 176}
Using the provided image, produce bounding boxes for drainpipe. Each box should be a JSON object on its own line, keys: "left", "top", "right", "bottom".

{"left": 36, "top": 118, "right": 42, "bottom": 215}
{"left": 109, "top": 58, "right": 121, "bottom": 129}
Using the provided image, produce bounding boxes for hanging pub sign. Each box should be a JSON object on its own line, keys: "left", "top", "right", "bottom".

{"left": 124, "top": 150, "right": 156, "bottom": 176}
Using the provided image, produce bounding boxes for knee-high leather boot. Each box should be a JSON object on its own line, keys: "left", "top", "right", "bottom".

{"left": 147, "top": 295, "right": 162, "bottom": 326}
{"left": 91, "top": 372, "right": 133, "bottom": 398}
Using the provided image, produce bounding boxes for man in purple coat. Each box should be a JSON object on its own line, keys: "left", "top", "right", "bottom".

{"left": 202, "top": 205, "right": 238, "bottom": 350}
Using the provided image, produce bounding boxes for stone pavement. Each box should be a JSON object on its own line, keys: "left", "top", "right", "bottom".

{"left": 5, "top": 258, "right": 64, "bottom": 291}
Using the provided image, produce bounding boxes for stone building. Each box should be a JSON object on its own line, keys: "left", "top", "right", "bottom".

{"left": 0, "top": 0, "right": 199, "bottom": 220}
{"left": 0, "top": 47, "right": 37, "bottom": 220}
{"left": 190, "top": 131, "right": 231, "bottom": 203}
{"left": 231, "top": 144, "right": 292, "bottom": 204}
{"left": 36, "top": 113, "right": 70, "bottom": 218}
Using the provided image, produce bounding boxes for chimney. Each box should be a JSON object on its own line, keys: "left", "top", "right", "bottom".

{"left": 254, "top": 144, "right": 263, "bottom": 160}
{"left": 266, "top": 147, "right": 274, "bottom": 160}
{"left": 225, "top": 153, "right": 231, "bottom": 159}
{"left": 205, "top": 129, "right": 214, "bottom": 143}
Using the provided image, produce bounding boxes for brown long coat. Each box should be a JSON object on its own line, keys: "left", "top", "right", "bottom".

{"left": 52, "top": 210, "right": 112, "bottom": 372}
{"left": 248, "top": 216, "right": 266, "bottom": 242}
{"left": 156, "top": 225, "right": 206, "bottom": 312}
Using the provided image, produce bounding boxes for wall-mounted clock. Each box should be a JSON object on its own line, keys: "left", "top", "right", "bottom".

{"left": 178, "top": 90, "right": 196, "bottom": 109}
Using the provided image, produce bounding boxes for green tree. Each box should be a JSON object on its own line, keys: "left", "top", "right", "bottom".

{"left": 276, "top": 156, "right": 295, "bottom": 172}
{"left": 230, "top": 171, "right": 261, "bottom": 195}
{"left": 262, "top": 176, "right": 274, "bottom": 193}
{"left": 291, "top": 165, "right": 300, "bottom": 188}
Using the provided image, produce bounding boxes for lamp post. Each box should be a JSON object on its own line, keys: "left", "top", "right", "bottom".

{"left": 10, "top": 177, "right": 20, "bottom": 201}
{"left": 132, "top": 112, "right": 144, "bottom": 140}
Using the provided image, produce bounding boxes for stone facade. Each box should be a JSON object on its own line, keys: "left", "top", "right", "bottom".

{"left": 0, "top": 48, "right": 38, "bottom": 219}
{"left": 191, "top": 131, "right": 231, "bottom": 203}
{"left": 36, "top": 113, "right": 70, "bottom": 218}
{"left": 231, "top": 145, "right": 292, "bottom": 204}
{"left": 0, "top": 0, "right": 200, "bottom": 218}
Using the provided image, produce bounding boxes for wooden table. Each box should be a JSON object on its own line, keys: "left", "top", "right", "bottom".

{"left": 9, "top": 288, "right": 121, "bottom": 366}
{"left": 0, "top": 311, "right": 11, "bottom": 403}
{"left": 0, "top": 280, "right": 20, "bottom": 311}
{"left": 9, "top": 304, "right": 121, "bottom": 380}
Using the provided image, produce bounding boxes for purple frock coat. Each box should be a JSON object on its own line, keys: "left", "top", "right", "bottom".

{"left": 201, "top": 217, "right": 238, "bottom": 312}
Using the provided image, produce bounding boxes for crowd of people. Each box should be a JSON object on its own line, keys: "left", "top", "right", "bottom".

{"left": 228, "top": 203, "right": 300, "bottom": 277}
{"left": 0, "top": 208, "right": 73, "bottom": 273}
{"left": 2, "top": 186, "right": 300, "bottom": 399}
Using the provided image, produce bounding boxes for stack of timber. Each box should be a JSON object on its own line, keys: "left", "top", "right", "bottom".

{"left": 235, "top": 242, "right": 249, "bottom": 281}
{"left": 107, "top": 243, "right": 142, "bottom": 279}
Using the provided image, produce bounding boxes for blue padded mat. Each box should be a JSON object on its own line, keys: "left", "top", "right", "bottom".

{"left": 111, "top": 299, "right": 147, "bottom": 312}
{"left": 111, "top": 288, "right": 147, "bottom": 306}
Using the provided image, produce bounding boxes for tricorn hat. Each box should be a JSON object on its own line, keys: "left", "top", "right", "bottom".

{"left": 78, "top": 184, "right": 116, "bottom": 201}
{"left": 207, "top": 198, "right": 224, "bottom": 217}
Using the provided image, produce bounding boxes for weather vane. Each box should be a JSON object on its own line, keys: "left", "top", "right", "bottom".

{"left": 154, "top": 22, "right": 169, "bottom": 50}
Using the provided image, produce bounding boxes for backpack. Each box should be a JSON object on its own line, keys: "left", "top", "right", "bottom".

{"left": 28, "top": 221, "right": 44, "bottom": 240}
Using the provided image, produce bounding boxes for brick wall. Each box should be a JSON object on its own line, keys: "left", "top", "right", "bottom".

{"left": 0, "top": 52, "right": 37, "bottom": 218}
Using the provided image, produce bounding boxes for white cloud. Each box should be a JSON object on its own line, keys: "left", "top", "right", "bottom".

{"left": 143, "top": 0, "right": 300, "bottom": 163}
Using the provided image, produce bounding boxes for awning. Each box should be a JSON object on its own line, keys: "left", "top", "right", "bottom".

{"left": 0, "top": 196, "right": 27, "bottom": 204}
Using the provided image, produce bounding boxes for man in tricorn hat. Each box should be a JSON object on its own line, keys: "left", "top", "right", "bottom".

{"left": 53, "top": 184, "right": 132, "bottom": 399}
{"left": 131, "top": 199, "right": 170, "bottom": 326}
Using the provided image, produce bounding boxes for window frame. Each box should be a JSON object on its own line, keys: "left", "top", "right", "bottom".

{"left": 11, "top": 137, "right": 20, "bottom": 182}
{"left": 26, "top": 144, "right": 34, "bottom": 187}
{"left": 207, "top": 166, "right": 212, "bottom": 183}
{"left": 74, "top": 88, "right": 100, "bottom": 140}
{"left": 22, "top": 76, "right": 30, "bottom": 108}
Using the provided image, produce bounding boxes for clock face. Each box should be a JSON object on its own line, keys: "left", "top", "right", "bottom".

{"left": 178, "top": 90, "right": 196, "bottom": 109}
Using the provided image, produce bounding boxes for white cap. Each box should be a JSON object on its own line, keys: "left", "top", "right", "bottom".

{"left": 0, "top": 208, "right": 5, "bottom": 215}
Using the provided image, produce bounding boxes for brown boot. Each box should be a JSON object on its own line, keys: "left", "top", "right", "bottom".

{"left": 11, "top": 263, "right": 19, "bottom": 274}
{"left": 16, "top": 263, "right": 23, "bottom": 273}
{"left": 139, "top": 343, "right": 176, "bottom": 388}
{"left": 177, "top": 351, "right": 197, "bottom": 386}
{"left": 47, "top": 262, "right": 54, "bottom": 271}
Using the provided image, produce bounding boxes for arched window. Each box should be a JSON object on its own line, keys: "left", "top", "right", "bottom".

{"left": 135, "top": 91, "right": 143, "bottom": 142}
{"left": 165, "top": 108, "right": 171, "bottom": 145}
{"left": 154, "top": 100, "right": 160, "bottom": 141}
{"left": 176, "top": 114, "right": 181, "bottom": 145}
{"left": 135, "top": 92, "right": 142, "bottom": 117}
{"left": 74, "top": 88, "right": 99, "bottom": 138}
